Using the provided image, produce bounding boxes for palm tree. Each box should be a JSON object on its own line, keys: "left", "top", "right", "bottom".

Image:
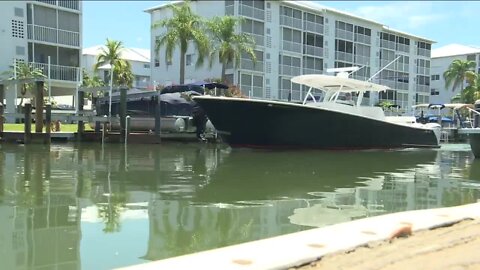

{"left": 113, "top": 60, "right": 134, "bottom": 88}
{"left": 152, "top": 0, "right": 210, "bottom": 84}
{"left": 443, "top": 59, "right": 476, "bottom": 92}
{"left": 94, "top": 39, "right": 132, "bottom": 88}
{"left": 206, "top": 16, "right": 256, "bottom": 84}
{"left": 461, "top": 72, "right": 480, "bottom": 104}
{"left": 5, "top": 62, "right": 47, "bottom": 107}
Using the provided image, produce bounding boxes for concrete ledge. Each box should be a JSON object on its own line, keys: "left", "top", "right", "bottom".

{"left": 117, "top": 202, "right": 480, "bottom": 270}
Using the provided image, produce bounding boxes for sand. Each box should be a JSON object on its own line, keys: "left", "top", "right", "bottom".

{"left": 292, "top": 219, "right": 480, "bottom": 270}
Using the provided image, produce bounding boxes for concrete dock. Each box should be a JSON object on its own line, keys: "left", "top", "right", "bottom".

{"left": 117, "top": 202, "right": 480, "bottom": 270}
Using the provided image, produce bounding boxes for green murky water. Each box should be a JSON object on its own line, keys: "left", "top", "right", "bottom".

{"left": 0, "top": 143, "right": 479, "bottom": 269}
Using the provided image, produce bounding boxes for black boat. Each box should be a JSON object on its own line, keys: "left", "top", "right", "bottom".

{"left": 193, "top": 74, "right": 441, "bottom": 149}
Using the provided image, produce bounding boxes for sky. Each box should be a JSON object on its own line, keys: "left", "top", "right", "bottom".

{"left": 82, "top": 1, "right": 480, "bottom": 51}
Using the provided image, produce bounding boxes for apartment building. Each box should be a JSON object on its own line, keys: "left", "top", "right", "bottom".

{"left": 82, "top": 45, "right": 151, "bottom": 90}
{"left": 0, "top": 0, "right": 82, "bottom": 117}
{"left": 430, "top": 44, "right": 480, "bottom": 104}
{"left": 146, "top": 0, "right": 434, "bottom": 113}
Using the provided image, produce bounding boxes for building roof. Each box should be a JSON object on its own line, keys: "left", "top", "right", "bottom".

{"left": 83, "top": 45, "right": 150, "bottom": 63}
{"left": 144, "top": 0, "right": 434, "bottom": 43}
{"left": 431, "top": 44, "right": 480, "bottom": 58}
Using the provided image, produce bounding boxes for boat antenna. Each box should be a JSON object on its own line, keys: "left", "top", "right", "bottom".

{"left": 348, "top": 65, "right": 366, "bottom": 77}
{"left": 367, "top": 55, "right": 401, "bottom": 82}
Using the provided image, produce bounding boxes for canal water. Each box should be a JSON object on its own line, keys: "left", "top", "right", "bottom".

{"left": 1, "top": 143, "right": 479, "bottom": 269}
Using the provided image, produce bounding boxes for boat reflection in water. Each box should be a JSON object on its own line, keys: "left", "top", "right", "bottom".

{"left": 0, "top": 143, "right": 479, "bottom": 268}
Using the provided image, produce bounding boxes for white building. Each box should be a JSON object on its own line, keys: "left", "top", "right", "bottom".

{"left": 0, "top": 0, "right": 82, "bottom": 117}
{"left": 82, "top": 45, "right": 151, "bottom": 90}
{"left": 430, "top": 44, "right": 480, "bottom": 104}
{"left": 145, "top": 0, "right": 434, "bottom": 113}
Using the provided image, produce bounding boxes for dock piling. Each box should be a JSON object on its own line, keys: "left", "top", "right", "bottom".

{"left": 35, "top": 81, "right": 44, "bottom": 133}
{"left": 24, "top": 103, "right": 31, "bottom": 143}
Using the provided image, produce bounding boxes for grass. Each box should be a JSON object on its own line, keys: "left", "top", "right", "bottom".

{"left": 3, "top": 123, "right": 93, "bottom": 132}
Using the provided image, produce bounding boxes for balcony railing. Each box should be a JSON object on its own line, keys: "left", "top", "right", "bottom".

{"left": 304, "top": 21, "right": 323, "bottom": 34}
{"left": 302, "top": 67, "right": 323, "bottom": 75}
{"left": 249, "top": 33, "right": 264, "bottom": 47}
{"left": 35, "top": 0, "right": 80, "bottom": 11}
{"left": 354, "top": 55, "right": 370, "bottom": 65}
{"left": 280, "top": 15, "right": 302, "bottom": 29}
{"left": 27, "top": 24, "right": 80, "bottom": 47}
{"left": 417, "top": 67, "right": 430, "bottom": 75}
{"left": 416, "top": 84, "right": 430, "bottom": 93}
{"left": 240, "top": 59, "right": 264, "bottom": 72}
{"left": 31, "top": 62, "right": 79, "bottom": 82}
{"left": 280, "top": 65, "right": 301, "bottom": 76}
{"left": 397, "top": 82, "right": 409, "bottom": 90}
{"left": 335, "top": 51, "right": 354, "bottom": 62}
{"left": 239, "top": 4, "right": 264, "bottom": 20}
{"left": 355, "top": 33, "right": 371, "bottom": 44}
{"left": 396, "top": 63, "right": 409, "bottom": 72}
{"left": 335, "top": 29, "right": 354, "bottom": 41}
{"left": 303, "top": 44, "right": 323, "bottom": 57}
{"left": 396, "top": 43, "right": 410, "bottom": 53}
{"left": 380, "top": 40, "right": 396, "bottom": 50}
{"left": 417, "top": 48, "right": 431, "bottom": 57}
{"left": 282, "top": 40, "right": 302, "bottom": 53}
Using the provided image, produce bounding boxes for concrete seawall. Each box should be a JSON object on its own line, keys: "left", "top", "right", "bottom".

{"left": 118, "top": 202, "right": 480, "bottom": 270}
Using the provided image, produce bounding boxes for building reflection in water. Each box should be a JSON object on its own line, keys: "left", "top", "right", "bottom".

{"left": 0, "top": 143, "right": 479, "bottom": 268}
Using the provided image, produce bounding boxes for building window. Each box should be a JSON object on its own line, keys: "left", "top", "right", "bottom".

{"left": 14, "top": 7, "right": 24, "bottom": 17}
{"left": 186, "top": 54, "right": 193, "bottom": 66}
{"left": 144, "top": 63, "right": 150, "bottom": 69}
{"left": 431, "top": 88, "right": 439, "bottom": 95}
{"left": 154, "top": 58, "right": 159, "bottom": 67}
{"left": 431, "top": 74, "right": 440, "bottom": 80}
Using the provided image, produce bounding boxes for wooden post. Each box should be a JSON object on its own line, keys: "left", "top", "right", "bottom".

{"left": 45, "top": 104, "right": 51, "bottom": 144}
{"left": 0, "top": 84, "right": 4, "bottom": 134}
{"left": 35, "top": 81, "right": 44, "bottom": 133}
{"left": 120, "top": 86, "right": 127, "bottom": 139}
{"left": 24, "top": 103, "right": 32, "bottom": 143}
{"left": 154, "top": 94, "right": 161, "bottom": 137}
{"left": 77, "top": 91, "right": 85, "bottom": 140}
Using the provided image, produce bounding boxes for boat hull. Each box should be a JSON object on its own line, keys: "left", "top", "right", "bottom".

{"left": 194, "top": 97, "right": 439, "bottom": 149}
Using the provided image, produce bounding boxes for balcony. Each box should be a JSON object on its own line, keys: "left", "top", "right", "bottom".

{"left": 380, "top": 40, "right": 396, "bottom": 50}
{"left": 240, "top": 59, "right": 264, "bottom": 72}
{"left": 304, "top": 21, "right": 323, "bottom": 34}
{"left": 303, "top": 45, "right": 323, "bottom": 57}
{"left": 280, "top": 15, "right": 302, "bottom": 29}
{"left": 335, "top": 29, "right": 354, "bottom": 41}
{"left": 335, "top": 51, "right": 354, "bottom": 62}
{"left": 249, "top": 34, "right": 264, "bottom": 47}
{"left": 354, "top": 55, "right": 370, "bottom": 65}
{"left": 396, "top": 43, "right": 410, "bottom": 53}
{"left": 35, "top": 0, "right": 80, "bottom": 11}
{"left": 417, "top": 48, "right": 431, "bottom": 57}
{"left": 302, "top": 67, "right": 322, "bottom": 75}
{"left": 416, "top": 84, "right": 430, "bottom": 93}
{"left": 282, "top": 40, "right": 302, "bottom": 53}
{"left": 417, "top": 66, "right": 430, "bottom": 75}
{"left": 27, "top": 24, "right": 80, "bottom": 47}
{"left": 380, "top": 59, "right": 396, "bottom": 70}
{"left": 280, "top": 65, "right": 301, "bottom": 76}
{"left": 239, "top": 4, "right": 264, "bottom": 21}
{"left": 355, "top": 33, "right": 371, "bottom": 44}
{"left": 396, "top": 63, "right": 409, "bottom": 72}
{"left": 30, "top": 62, "right": 79, "bottom": 82}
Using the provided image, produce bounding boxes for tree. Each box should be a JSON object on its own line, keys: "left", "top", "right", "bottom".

{"left": 443, "top": 59, "right": 476, "bottom": 92}
{"left": 460, "top": 72, "right": 480, "bottom": 104}
{"left": 94, "top": 39, "right": 132, "bottom": 88}
{"left": 4, "top": 62, "right": 47, "bottom": 107}
{"left": 152, "top": 0, "right": 210, "bottom": 84}
{"left": 206, "top": 16, "right": 256, "bottom": 84}
{"left": 113, "top": 60, "right": 134, "bottom": 88}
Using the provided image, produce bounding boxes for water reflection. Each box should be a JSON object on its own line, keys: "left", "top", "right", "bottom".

{"left": 0, "top": 143, "right": 479, "bottom": 269}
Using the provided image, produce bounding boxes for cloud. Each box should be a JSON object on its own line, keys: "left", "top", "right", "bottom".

{"left": 345, "top": 2, "right": 448, "bottom": 31}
